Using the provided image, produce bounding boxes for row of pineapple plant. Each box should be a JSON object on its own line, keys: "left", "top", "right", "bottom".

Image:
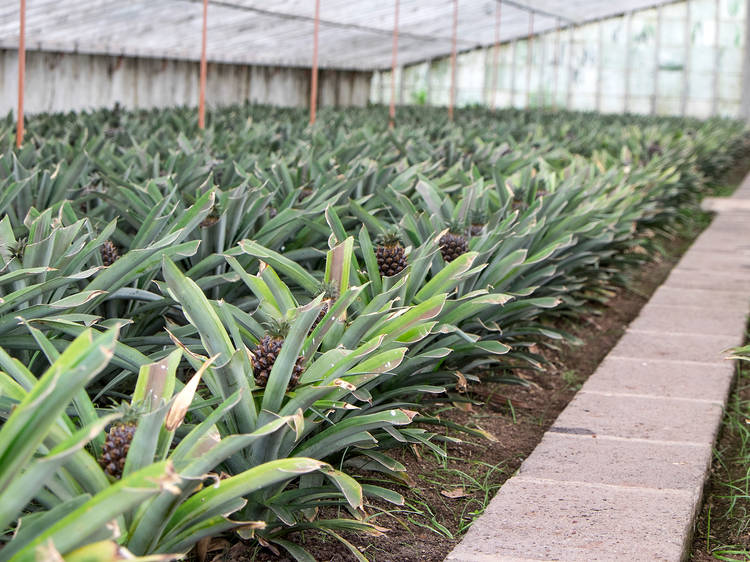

{"left": 0, "top": 103, "right": 747, "bottom": 560}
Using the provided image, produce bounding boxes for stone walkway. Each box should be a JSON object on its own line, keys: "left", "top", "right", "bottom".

{"left": 446, "top": 175, "right": 750, "bottom": 562}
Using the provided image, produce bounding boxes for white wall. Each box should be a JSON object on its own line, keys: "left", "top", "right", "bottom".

{"left": 372, "top": 0, "right": 749, "bottom": 119}
{"left": 0, "top": 50, "right": 372, "bottom": 115}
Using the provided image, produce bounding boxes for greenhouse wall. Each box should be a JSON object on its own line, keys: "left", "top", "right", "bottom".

{"left": 0, "top": 50, "right": 372, "bottom": 115}
{"left": 371, "top": 0, "right": 750, "bottom": 120}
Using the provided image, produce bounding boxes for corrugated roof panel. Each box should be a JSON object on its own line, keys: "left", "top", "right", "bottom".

{"left": 0, "top": 0, "right": 681, "bottom": 70}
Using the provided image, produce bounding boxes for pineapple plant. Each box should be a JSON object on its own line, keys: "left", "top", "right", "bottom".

{"left": 439, "top": 222, "right": 468, "bottom": 263}
{"left": 98, "top": 403, "right": 141, "bottom": 479}
{"left": 100, "top": 240, "right": 120, "bottom": 266}
{"left": 251, "top": 319, "right": 305, "bottom": 389}
{"left": 375, "top": 231, "right": 407, "bottom": 277}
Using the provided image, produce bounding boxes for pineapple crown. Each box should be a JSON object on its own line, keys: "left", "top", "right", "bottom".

{"left": 318, "top": 281, "right": 340, "bottom": 301}
{"left": 446, "top": 218, "right": 466, "bottom": 235}
{"left": 469, "top": 208, "right": 488, "bottom": 225}
{"left": 262, "top": 316, "right": 292, "bottom": 339}
{"left": 6, "top": 237, "right": 27, "bottom": 261}
{"left": 378, "top": 229, "right": 403, "bottom": 248}
{"left": 103, "top": 400, "right": 148, "bottom": 425}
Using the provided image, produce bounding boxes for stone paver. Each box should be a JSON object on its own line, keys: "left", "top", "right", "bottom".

{"left": 519, "top": 433, "right": 712, "bottom": 493}
{"left": 648, "top": 286, "right": 748, "bottom": 310}
{"left": 551, "top": 392, "right": 724, "bottom": 443}
{"left": 581, "top": 356, "right": 733, "bottom": 404}
{"left": 664, "top": 269, "right": 750, "bottom": 293}
{"left": 627, "top": 303, "right": 747, "bottom": 336}
{"left": 447, "top": 175, "right": 750, "bottom": 561}
{"left": 446, "top": 479, "right": 695, "bottom": 562}
{"left": 609, "top": 330, "right": 740, "bottom": 364}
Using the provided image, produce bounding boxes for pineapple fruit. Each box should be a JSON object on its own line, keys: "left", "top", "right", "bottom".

{"left": 375, "top": 231, "right": 407, "bottom": 277}
{"left": 200, "top": 212, "right": 220, "bottom": 228}
{"left": 98, "top": 404, "right": 141, "bottom": 479}
{"left": 439, "top": 223, "right": 468, "bottom": 263}
{"left": 310, "top": 282, "right": 339, "bottom": 333}
{"left": 100, "top": 240, "right": 120, "bottom": 266}
{"left": 251, "top": 319, "right": 304, "bottom": 389}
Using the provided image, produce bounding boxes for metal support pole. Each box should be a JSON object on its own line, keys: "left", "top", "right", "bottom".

{"left": 681, "top": 0, "right": 691, "bottom": 116}
{"left": 596, "top": 20, "right": 604, "bottom": 112}
{"left": 553, "top": 18, "right": 561, "bottom": 108}
{"left": 16, "top": 0, "right": 25, "bottom": 148}
{"left": 198, "top": 0, "right": 208, "bottom": 129}
{"left": 389, "top": 0, "right": 399, "bottom": 128}
{"left": 651, "top": 4, "right": 662, "bottom": 115}
{"left": 624, "top": 11, "right": 633, "bottom": 113}
{"left": 310, "top": 0, "right": 320, "bottom": 124}
{"left": 490, "top": 1, "right": 502, "bottom": 110}
{"left": 741, "top": 0, "right": 750, "bottom": 120}
{"left": 712, "top": 0, "right": 721, "bottom": 116}
{"left": 449, "top": 0, "right": 458, "bottom": 120}
{"left": 525, "top": 11, "right": 534, "bottom": 109}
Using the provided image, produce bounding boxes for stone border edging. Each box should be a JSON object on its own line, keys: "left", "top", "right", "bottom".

{"left": 445, "top": 176, "right": 750, "bottom": 561}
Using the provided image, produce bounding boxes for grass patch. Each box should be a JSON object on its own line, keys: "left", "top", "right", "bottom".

{"left": 692, "top": 351, "right": 750, "bottom": 560}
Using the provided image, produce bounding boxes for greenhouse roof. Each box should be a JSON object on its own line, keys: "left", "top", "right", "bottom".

{"left": 0, "top": 0, "right": 679, "bottom": 71}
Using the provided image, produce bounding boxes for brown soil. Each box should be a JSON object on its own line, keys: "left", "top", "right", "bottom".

{"left": 690, "top": 356, "right": 750, "bottom": 561}
{"left": 199, "top": 218, "right": 706, "bottom": 562}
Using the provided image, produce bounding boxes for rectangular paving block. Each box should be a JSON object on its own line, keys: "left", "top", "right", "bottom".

{"left": 674, "top": 251, "right": 750, "bottom": 275}
{"left": 628, "top": 303, "right": 747, "bottom": 337}
{"left": 687, "top": 239, "right": 750, "bottom": 256}
{"left": 687, "top": 240, "right": 750, "bottom": 255}
{"left": 648, "top": 286, "right": 749, "bottom": 310}
{"left": 663, "top": 269, "right": 750, "bottom": 293}
{"left": 609, "top": 330, "right": 741, "bottom": 364}
{"left": 550, "top": 391, "right": 723, "bottom": 443}
{"left": 518, "top": 433, "right": 712, "bottom": 493}
{"left": 445, "top": 478, "right": 695, "bottom": 561}
{"left": 581, "top": 355, "right": 734, "bottom": 403}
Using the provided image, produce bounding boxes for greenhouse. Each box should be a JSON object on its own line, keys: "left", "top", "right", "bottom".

{"left": 0, "top": 1, "right": 749, "bottom": 561}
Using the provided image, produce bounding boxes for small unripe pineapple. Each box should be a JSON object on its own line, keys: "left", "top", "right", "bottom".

{"left": 439, "top": 223, "right": 468, "bottom": 263}
{"left": 98, "top": 403, "right": 143, "bottom": 479}
{"left": 200, "top": 212, "right": 220, "bottom": 228}
{"left": 375, "top": 231, "right": 407, "bottom": 277}
{"left": 99, "top": 422, "right": 136, "bottom": 479}
{"left": 100, "top": 240, "right": 120, "bottom": 267}
{"left": 252, "top": 319, "right": 304, "bottom": 390}
{"left": 310, "top": 283, "right": 339, "bottom": 334}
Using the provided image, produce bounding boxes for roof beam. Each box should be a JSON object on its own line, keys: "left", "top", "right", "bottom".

{"left": 178, "top": 0, "right": 478, "bottom": 47}
{"left": 495, "top": 0, "right": 576, "bottom": 24}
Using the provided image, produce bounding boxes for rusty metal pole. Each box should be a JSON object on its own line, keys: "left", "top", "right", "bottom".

{"left": 525, "top": 10, "right": 534, "bottom": 109}
{"left": 198, "top": 0, "right": 207, "bottom": 129}
{"left": 310, "top": 0, "right": 321, "bottom": 125}
{"left": 490, "top": 1, "right": 502, "bottom": 110}
{"left": 389, "top": 0, "right": 400, "bottom": 128}
{"left": 449, "top": 0, "right": 458, "bottom": 121}
{"left": 16, "top": 0, "right": 26, "bottom": 149}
